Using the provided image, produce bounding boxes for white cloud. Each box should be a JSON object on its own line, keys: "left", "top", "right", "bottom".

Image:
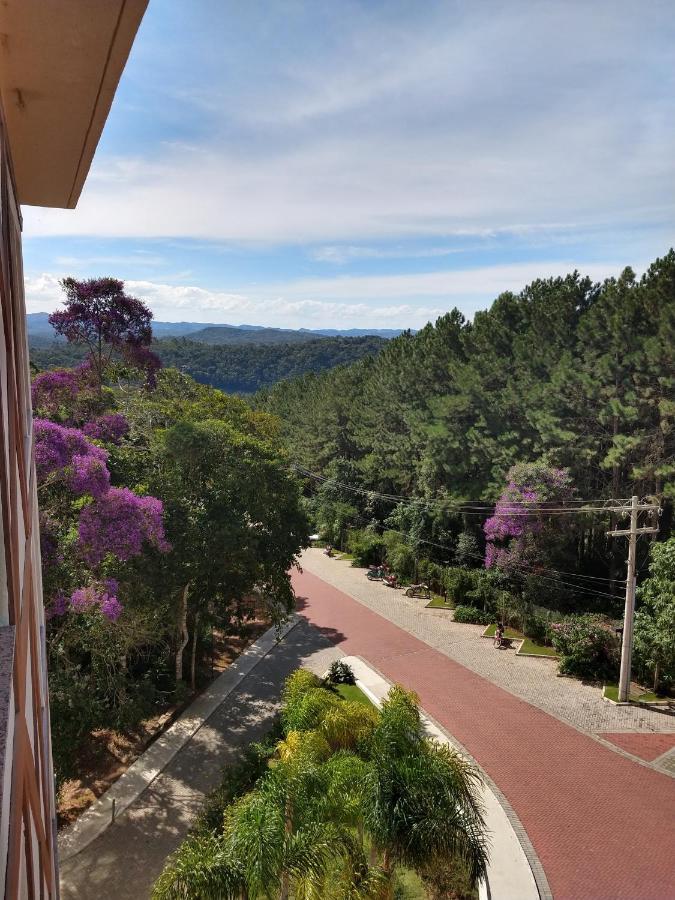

{"left": 20, "top": 1, "right": 675, "bottom": 246}
{"left": 25, "top": 258, "right": 640, "bottom": 330}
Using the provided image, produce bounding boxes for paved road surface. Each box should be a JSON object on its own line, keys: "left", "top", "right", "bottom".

{"left": 292, "top": 563, "right": 675, "bottom": 900}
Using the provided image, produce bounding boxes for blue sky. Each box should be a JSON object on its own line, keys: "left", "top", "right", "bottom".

{"left": 22, "top": 0, "right": 675, "bottom": 329}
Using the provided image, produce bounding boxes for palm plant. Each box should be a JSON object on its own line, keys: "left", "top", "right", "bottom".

{"left": 152, "top": 831, "right": 245, "bottom": 899}
{"left": 362, "top": 686, "right": 488, "bottom": 896}
{"left": 154, "top": 671, "right": 488, "bottom": 900}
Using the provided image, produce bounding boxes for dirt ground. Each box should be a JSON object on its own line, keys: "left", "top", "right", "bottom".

{"left": 57, "top": 618, "right": 270, "bottom": 828}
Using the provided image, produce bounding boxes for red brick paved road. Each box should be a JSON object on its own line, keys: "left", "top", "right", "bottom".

{"left": 293, "top": 568, "right": 675, "bottom": 900}
{"left": 599, "top": 732, "right": 675, "bottom": 762}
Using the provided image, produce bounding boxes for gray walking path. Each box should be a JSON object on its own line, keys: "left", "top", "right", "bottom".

{"left": 59, "top": 618, "right": 341, "bottom": 899}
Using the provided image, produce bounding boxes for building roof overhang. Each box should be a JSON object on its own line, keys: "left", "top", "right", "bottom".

{"left": 0, "top": 0, "right": 148, "bottom": 209}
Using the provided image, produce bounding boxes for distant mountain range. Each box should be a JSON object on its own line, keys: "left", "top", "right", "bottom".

{"left": 26, "top": 313, "right": 409, "bottom": 347}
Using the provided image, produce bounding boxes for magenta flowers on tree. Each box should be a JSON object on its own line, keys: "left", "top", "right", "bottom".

{"left": 34, "top": 418, "right": 110, "bottom": 497}
{"left": 484, "top": 462, "right": 572, "bottom": 572}
{"left": 49, "top": 277, "right": 161, "bottom": 387}
{"left": 34, "top": 418, "right": 170, "bottom": 623}
{"left": 78, "top": 487, "right": 170, "bottom": 566}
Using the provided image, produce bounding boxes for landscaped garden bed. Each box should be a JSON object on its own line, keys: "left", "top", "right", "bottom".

{"left": 154, "top": 666, "right": 484, "bottom": 900}
{"left": 602, "top": 684, "right": 669, "bottom": 705}
{"left": 481, "top": 624, "right": 558, "bottom": 658}
{"left": 425, "top": 595, "right": 454, "bottom": 610}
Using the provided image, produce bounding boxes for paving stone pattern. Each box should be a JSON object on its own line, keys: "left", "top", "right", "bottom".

{"left": 301, "top": 550, "right": 674, "bottom": 736}
{"left": 293, "top": 563, "right": 675, "bottom": 900}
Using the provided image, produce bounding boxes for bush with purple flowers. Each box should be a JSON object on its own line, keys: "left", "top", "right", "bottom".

{"left": 82, "top": 412, "right": 130, "bottom": 444}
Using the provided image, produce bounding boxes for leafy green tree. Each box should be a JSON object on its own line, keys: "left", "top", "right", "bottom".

{"left": 156, "top": 417, "right": 308, "bottom": 683}
{"left": 116, "top": 370, "right": 309, "bottom": 686}
{"left": 634, "top": 538, "right": 675, "bottom": 691}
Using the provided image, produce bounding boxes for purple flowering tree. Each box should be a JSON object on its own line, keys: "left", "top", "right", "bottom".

{"left": 78, "top": 487, "right": 170, "bottom": 566}
{"left": 82, "top": 412, "right": 130, "bottom": 444}
{"left": 49, "top": 277, "right": 161, "bottom": 388}
{"left": 34, "top": 418, "right": 169, "bottom": 622}
{"left": 484, "top": 462, "right": 573, "bottom": 574}
{"left": 31, "top": 364, "right": 103, "bottom": 424}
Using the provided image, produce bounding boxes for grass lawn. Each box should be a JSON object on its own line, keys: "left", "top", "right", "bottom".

{"left": 603, "top": 684, "right": 665, "bottom": 704}
{"left": 425, "top": 596, "right": 454, "bottom": 610}
{"left": 518, "top": 638, "right": 558, "bottom": 657}
{"left": 482, "top": 623, "right": 522, "bottom": 640}
{"left": 333, "top": 682, "right": 376, "bottom": 708}
{"left": 482, "top": 624, "right": 557, "bottom": 657}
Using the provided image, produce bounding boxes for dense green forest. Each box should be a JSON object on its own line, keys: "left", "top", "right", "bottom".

{"left": 258, "top": 252, "right": 675, "bottom": 610}
{"left": 30, "top": 334, "right": 386, "bottom": 393}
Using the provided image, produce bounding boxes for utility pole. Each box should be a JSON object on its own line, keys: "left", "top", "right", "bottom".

{"left": 607, "top": 495, "right": 660, "bottom": 702}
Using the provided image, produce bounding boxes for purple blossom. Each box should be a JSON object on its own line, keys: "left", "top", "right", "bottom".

{"left": 69, "top": 454, "right": 111, "bottom": 498}
{"left": 46, "top": 593, "right": 68, "bottom": 620}
{"left": 67, "top": 583, "right": 124, "bottom": 621}
{"left": 77, "top": 486, "right": 170, "bottom": 566}
{"left": 82, "top": 413, "right": 129, "bottom": 445}
{"left": 31, "top": 369, "right": 81, "bottom": 419}
{"left": 484, "top": 463, "right": 573, "bottom": 571}
{"left": 100, "top": 595, "right": 123, "bottom": 622}
{"left": 70, "top": 586, "right": 99, "bottom": 611}
{"left": 34, "top": 419, "right": 109, "bottom": 488}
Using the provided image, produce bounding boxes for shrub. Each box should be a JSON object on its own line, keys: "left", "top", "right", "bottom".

{"left": 417, "top": 558, "right": 443, "bottom": 591}
{"left": 382, "top": 531, "right": 416, "bottom": 580}
{"left": 466, "top": 569, "right": 510, "bottom": 616}
{"left": 443, "top": 567, "right": 478, "bottom": 605}
{"left": 453, "top": 605, "right": 492, "bottom": 625}
{"left": 454, "top": 531, "right": 481, "bottom": 567}
{"left": 550, "top": 616, "right": 619, "bottom": 682}
{"left": 346, "top": 528, "right": 385, "bottom": 567}
{"left": 521, "top": 610, "right": 551, "bottom": 644}
{"left": 326, "top": 659, "right": 356, "bottom": 685}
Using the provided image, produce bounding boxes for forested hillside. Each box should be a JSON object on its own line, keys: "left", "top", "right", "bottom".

{"left": 26, "top": 312, "right": 405, "bottom": 345}
{"left": 258, "top": 252, "right": 675, "bottom": 604}
{"left": 30, "top": 334, "right": 386, "bottom": 393}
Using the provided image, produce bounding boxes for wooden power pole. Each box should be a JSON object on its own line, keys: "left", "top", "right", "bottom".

{"left": 607, "top": 495, "right": 660, "bottom": 702}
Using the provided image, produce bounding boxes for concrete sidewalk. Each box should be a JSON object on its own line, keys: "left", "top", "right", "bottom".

{"left": 59, "top": 619, "right": 341, "bottom": 899}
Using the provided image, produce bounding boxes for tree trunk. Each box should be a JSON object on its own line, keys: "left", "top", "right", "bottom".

{"left": 176, "top": 583, "right": 190, "bottom": 683}
{"left": 654, "top": 662, "right": 660, "bottom": 693}
{"left": 190, "top": 611, "right": 200, "bottom": 691}
{"left": 382, "top": 848, "right": 395, "bottom": 899}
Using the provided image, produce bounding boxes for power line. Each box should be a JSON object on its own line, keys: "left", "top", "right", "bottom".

{"left": 313, "top": 494, "right": 622, "bottom": 602}
{"left": 293, "top": 464, "right": 631, "bottom": 516}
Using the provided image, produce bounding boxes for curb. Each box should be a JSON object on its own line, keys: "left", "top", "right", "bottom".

{"left": 58, "top": 616, "right": 300, "bottom": 862}
{"left": 342, "top": 655, "right": 550, "bottom": 900}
